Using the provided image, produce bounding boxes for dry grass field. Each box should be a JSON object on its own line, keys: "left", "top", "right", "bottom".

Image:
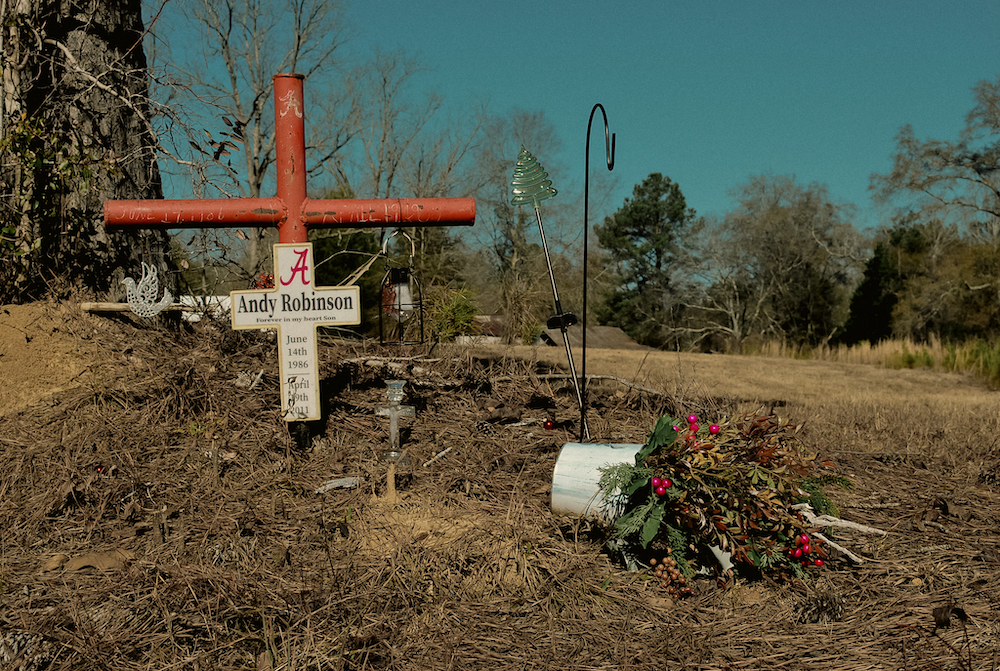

{"left": 491, "top": 343, "right": 1000, "bottom": 472}
{"left": 1, "top": 301, "right": 998, "bottom": 670}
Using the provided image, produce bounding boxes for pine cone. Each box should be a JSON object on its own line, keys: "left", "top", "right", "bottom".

{"left": 796, "top": 592, "right": 845, "bottom": 624}
{"left": 0, "top": 629, "right": 57, "bottom": 671}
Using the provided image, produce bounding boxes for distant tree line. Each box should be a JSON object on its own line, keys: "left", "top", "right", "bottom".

{"left": 594, "top": 77, "right": 1000, "bottom": 352}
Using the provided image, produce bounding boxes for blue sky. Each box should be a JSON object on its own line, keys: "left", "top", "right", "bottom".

{"left": 339, "top": 0, "right": 999, "bottom": 230}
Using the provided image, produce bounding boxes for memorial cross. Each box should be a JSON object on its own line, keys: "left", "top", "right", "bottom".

{"left": 230, "top": 242, "right": 358, "bottom": 420}
{"left": 103, "top": 73, "right": 476, "bottom": 423}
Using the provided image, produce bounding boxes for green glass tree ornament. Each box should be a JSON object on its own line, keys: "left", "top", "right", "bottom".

{"left": 510, "top": 147, "right": 557, "bottom": 207}
{"left": 508, "top": 146, "right": 589, "bottom": 439}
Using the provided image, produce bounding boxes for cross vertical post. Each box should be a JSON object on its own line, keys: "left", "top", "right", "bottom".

{"left": 273, "top": 74, "right": 308, "bottom": 244}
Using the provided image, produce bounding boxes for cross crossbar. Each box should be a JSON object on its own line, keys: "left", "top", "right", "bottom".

{"left": 104, "top": 73, "right": 475, "bottom": 243}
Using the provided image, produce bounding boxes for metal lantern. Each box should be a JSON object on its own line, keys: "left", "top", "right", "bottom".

{"left": 379, "top": 231, "right": 424, "bottom": 345}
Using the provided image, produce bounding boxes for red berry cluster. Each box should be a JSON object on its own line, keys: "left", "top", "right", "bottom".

{"left": 672, "top": 414, "right": 721, "bottom": 449}
{"left": 788, "top": 533, "right": 824, "bottom": 567}
{"left": 650, "top": 549, "right": 695, "bottom": 598}
{"left": 251, "top": 272, "right": 275, "bottom": 289}
{"left": 650, "top": 476, "right": 672, "bottom": 496}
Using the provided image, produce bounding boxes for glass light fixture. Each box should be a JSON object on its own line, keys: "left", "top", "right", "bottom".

{"left": 382, "top": 267, "right": 415, "bottom": 323}
{"left": 379, "top": 230, "right": 424, "bottom": 345}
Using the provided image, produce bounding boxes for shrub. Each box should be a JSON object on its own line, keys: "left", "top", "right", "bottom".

{"left": 427, "top": 286, "right": 478, "bottom": 342}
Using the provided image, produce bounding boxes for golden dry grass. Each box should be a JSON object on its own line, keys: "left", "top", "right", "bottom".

{"left": 480, "top": 342, "right": 1000, "bottom": 473}
{"left": 491, "top": 343, "right": 992, "bottom": 410}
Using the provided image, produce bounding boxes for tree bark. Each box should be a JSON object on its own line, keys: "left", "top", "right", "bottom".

{"left": 1, "top": 0, "right": 167, "bottom": 301}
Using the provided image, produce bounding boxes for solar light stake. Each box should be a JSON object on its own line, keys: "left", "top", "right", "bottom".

{"left": 531, "top": 203, "right": 588, "bottom": 437}
{"left": 511, "top": 148, "right": 589, "bottom": 440}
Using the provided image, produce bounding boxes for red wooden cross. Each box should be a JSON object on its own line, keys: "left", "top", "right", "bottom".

{"left": 105, "top": 73, "right": 475, "bottom": 242}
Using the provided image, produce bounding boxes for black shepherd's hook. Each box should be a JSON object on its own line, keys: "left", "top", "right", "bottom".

{"left": 581, "top": 104, "right": 615, "bottom": 442}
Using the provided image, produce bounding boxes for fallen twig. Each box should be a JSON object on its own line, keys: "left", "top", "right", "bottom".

{"left": 423, "top": 446, "right": 453, "bottom": 467}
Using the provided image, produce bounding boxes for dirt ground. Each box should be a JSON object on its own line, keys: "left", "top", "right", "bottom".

{"left": 1, "top": 300, "right": 998, "bottom": 670}
{"left": 0, "top": 303, "right": 92, "bottom": 416}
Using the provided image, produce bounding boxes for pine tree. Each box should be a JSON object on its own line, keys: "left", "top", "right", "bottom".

{"left": 594, "top": 173, "right": 697, "bottom": 348}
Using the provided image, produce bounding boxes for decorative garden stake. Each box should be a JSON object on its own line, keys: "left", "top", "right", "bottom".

{"left": 511, "top": 147, "right": 588, "bottom": 440}
{"left": 378, "top": 379, "right": 415, "bottom": 463}
{"left": 122, "top": 262, "right": 173, "bottom": 317}
{"left": 581, "top": 105, "right": 615, "bottom": 442}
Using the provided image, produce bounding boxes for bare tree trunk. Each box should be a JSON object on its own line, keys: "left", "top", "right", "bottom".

{"left": 1, "top": 0, "right": 167, "bottom": 301}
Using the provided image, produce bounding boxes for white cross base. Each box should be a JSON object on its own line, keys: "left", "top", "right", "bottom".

{"left": 231, "top": 243, "right": 360, "bottom": 421}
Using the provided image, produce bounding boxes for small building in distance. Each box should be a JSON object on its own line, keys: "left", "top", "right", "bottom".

{"left": 541, "top": 325, "right": 647, "bottom": 350}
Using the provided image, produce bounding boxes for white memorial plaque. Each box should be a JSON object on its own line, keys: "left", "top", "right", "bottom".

{"left": 231, "top": 243, "right": 360, "bottom": 421}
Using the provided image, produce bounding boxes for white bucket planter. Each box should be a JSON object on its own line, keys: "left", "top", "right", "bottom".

{"left": 550, "top": 441, "right": 734, "bottom": 572}
{"left": 550, "top": 442, "right": 642, "bottom": 522}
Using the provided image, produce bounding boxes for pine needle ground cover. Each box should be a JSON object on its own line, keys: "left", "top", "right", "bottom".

{"left": 1, "top": 301, "right": 998, "bottom": 670}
